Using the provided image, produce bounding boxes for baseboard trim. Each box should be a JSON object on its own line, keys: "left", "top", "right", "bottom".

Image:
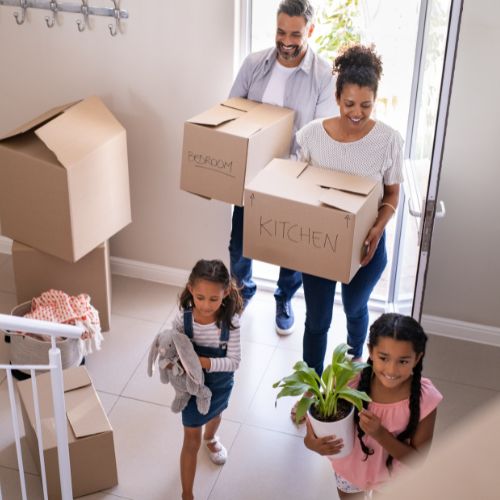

{"left": 422, "top": 314, "right": 500, "bottom": 347}
{"left": 110, "top": 256, "right": 190, "bottom": 288}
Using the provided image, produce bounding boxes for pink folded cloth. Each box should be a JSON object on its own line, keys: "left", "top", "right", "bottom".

{"left": 23, "top": 289, "right": 103, "bottom": 354}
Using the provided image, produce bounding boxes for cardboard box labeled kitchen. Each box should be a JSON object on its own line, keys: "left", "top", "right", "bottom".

{"left": 0, "top": 96, "right": 131, "bottom": 262}
{"left": 17, "top": 366, "right": 118, "bottom": 500}
{"left": 12, "top": 240, "right": 112, "bottom": 331}
{"left": 180, "top": 97, "right": 294, "bottom": 206}
{"left": 243, "top": 159, "right": 382, "bottom": 284}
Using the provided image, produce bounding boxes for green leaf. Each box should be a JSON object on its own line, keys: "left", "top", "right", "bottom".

{"left": 295, "top": 397, "right": 314, "bottom": 424}
{"left": 338, "top": 388, "right": 372, "bottom": 411}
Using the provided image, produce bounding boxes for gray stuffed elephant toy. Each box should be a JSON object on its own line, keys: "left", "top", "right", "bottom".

{"left": 147, "top": 329, "right": 212, "bottom": 415}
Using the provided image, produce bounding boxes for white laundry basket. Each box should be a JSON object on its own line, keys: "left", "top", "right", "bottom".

{"left": 6, "top": 301, "right": 83, "bottom": 375}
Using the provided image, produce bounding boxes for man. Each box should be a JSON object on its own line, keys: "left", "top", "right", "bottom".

{"left": 229, "top": 0, "right": 338, "bottom": 335}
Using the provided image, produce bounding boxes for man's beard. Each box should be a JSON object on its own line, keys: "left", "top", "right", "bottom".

{"left": 276, "top": 41, "right": 303, "bottom": 61}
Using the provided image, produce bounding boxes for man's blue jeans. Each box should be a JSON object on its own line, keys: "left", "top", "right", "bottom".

{"left": 229, "top": 206, "right": 302, "bottom": 301}
{"left": 302, "top": 232, "right": 387, "bottom": 375}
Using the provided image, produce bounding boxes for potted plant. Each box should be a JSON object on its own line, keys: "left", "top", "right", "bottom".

{"left": 273, "top": 343, "right": 371, "bottom": 458}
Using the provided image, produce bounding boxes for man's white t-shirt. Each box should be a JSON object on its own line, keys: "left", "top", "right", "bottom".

{"left": 261, "top": 61, "right": 297, "bottom": 107}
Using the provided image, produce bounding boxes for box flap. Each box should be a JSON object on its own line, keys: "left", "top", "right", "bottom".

{"left": 221, "top": 97, "right": 260, "bottom": 112}
{"left": 187, "top": 105, "right": 243, "bottom": 127}
{"left": 221, "top": 119, "right": 263, "bottom": 137}
{"left": 34, "top": 96, "right": 124, "bottom": 169}
{"left": 0, "top": 101, "right": 77, "bottom": 141}
{"left": 268, "top": 158, "right": 309, "bottom": 178}
{"left": 66, "top": 395, "right": 112, "bottom": 438}
{"left": 63, "top": 365, "right": 92, "bottom": 393}
{"left": 319, "top": 189, "right": 367, "bottom": 214}
{"left": 300, "top": 167, "right": 377, "bottom": 196}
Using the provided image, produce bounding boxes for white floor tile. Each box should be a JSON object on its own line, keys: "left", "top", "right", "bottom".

{"left": 432, "top": 377, "right": 500, "bottom": 438}
{"left": 121, "top": 348, "right": 176, "bottom": 407}
{"left": 223, "top": 340, "right": 276, "bottom": 423}
{"left": 84, "top": 314, "right": 163, "bottom": 395}
{"left": 106, "top": 397, "right": 240, "bottom": 500}
{"left": 97, "top": 391, "right": 120, "bottom": 415}
{"left": 209, "top": 424, "right": 339, "bottom": 500}
{"left": 111, "top": 275, "right": 179, "bottom": 324}
{"left": 243, "top": 346, "right": 306, "bottom": 437}
{"left": 0, "top": 466, "right": 44, "bottom": 500}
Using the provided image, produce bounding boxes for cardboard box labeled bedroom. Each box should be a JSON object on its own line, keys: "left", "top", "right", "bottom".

{"left": 0, "top": 96, "right": 131, "bottom": 263}
{"left": 17, "top": 366, "right": 118, "bottom": 500}
{"left": 180, "top": 97, "right": 294, "bottom": 206}
{"left": 243, "top": 159, "right": 382, "bottom": 284}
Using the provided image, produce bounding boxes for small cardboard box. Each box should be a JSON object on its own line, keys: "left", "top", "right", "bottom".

{"left": 0, "top": 96, "right": 131, "bottom": 262}
{"left": 17, "top": 366, "right": 118, "bottom": 500}
{"left": 243, "top": 159, "right": 382, "bottom": 284}
{"left": 12, "top": 240, "right": 112, "bottom": 331}
{"left": 180, "top": 97, "right": 294, "bottom": 206}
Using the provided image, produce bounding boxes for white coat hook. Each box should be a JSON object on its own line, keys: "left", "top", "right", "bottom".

{"left": 108, "top": 0, "right": 120, "bottom": 37}
{"left": 13, "top": 0, "right": 28, "bottom": 25}
{"left": 76, "top": 0, "right": 89, "bottom": 32}
{"left": 45, "top": 0, "right": 58, "bottom": 28}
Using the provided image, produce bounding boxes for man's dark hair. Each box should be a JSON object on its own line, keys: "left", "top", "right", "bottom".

{"left": 277, "top": 0, "right": 314, "bottom": 24}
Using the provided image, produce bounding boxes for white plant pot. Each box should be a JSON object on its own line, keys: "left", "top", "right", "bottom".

{"left": 308, "top": 405, "right": 355, "bottom": 459}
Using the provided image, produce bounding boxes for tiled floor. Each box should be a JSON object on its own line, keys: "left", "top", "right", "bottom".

{"left": 1, "top": 253, "right": 499, "bottom": 499}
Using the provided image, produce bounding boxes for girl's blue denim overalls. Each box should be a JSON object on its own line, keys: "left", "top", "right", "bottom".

{"left": 181, "top": 308, "right": 235, "bottom": 427}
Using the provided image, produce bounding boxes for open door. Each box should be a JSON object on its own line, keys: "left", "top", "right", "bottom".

{"left": 389, "top": 0, "right": 464, "bottom": 319}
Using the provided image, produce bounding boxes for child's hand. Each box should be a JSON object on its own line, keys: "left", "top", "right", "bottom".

{"left": 198, "top": 356, "right": 211, "bottom": 370}
{"left": 304, "top": 418, "right": 344, "bottom": 456}
{"left": 359, "top": 409, "right": 384, "bottom": 438}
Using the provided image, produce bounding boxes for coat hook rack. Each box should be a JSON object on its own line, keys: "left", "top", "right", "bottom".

{"left": 0, "top": 0, "right": 129, "bottom": 36}
{"left": 13, "top": 0, "right": 27, "bottom": 24}
{"left": 76, "top": 0, "right": 88, "bottom": 32}
{"left": 44, "top": 0, "right": 57, "bottom": 28}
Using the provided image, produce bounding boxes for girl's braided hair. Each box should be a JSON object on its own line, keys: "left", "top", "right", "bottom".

{"left": 354, "top": 313, "right": 427, "bottom": 471}
{"left": 179, "top": 259, "right": 243, "bottom": 330}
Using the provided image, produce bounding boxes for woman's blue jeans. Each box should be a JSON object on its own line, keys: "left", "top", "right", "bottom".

{"left": 302, "top": 232, "right": 387, "bottom": 375}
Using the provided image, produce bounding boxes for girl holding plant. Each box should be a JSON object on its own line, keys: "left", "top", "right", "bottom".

{"left": 304, "top": 313, "right": 443, "bottom": 498}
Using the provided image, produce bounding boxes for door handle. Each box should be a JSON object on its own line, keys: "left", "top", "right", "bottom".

{"left": 408, "top": 199, "right": 446, "bottom": 218}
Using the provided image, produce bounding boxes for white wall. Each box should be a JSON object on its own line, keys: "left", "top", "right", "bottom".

{"left": 423, "top": 0, "right": 500, "bottom": 329}
{"left": 0, "top": 0, "right": 235, "bottom": 273}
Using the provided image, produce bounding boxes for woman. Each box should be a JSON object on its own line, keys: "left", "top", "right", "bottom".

{"left": 297, "top": 44, "right": 403, "bottom": 379}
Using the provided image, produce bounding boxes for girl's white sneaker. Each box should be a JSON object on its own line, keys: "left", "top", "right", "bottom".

{"left": 204, "top": 436, "right": 227, "bottom": 465}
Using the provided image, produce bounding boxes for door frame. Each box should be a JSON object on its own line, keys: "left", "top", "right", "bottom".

{"left": 409, "top": 0, "right": 464, "bottom": 320}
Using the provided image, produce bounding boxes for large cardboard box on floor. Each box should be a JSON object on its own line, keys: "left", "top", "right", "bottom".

{"left": 12, "top": 240, "right": 112, "bottom": 331}
{"left": 243, "top": 159, "right": 382, "bottom": 284}
{"left": 0, "top": 96, "right": 131, "bottom": 262}
{"left": 180, "top": 97, "right": 294, "bottom": 206}
{"left": 17, "top": 366, "right": 118, "bottom": 499}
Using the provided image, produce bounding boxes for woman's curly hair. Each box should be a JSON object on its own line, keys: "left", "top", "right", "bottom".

{"left": 333, "top": 44, "right": 383, "bottom": 99}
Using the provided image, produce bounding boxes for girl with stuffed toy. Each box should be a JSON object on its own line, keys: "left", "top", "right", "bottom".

{"left": 304, "top": 313, "right": 443, "bottom": 498}
{"left": 172, "top": 259, "right": 243, "bottom": 500}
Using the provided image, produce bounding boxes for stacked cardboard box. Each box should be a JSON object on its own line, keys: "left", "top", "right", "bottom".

{"left": 17, "top": 366, "right": 118, "bottom": 499}
{"left": 0, "top": 96, "right": 131, "bottom": 331}
{"left": 243, "top": 159, "right": 381, "bottom": 284}
{"left": 180, "top": 97, "right": 294, "bottom": 206}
